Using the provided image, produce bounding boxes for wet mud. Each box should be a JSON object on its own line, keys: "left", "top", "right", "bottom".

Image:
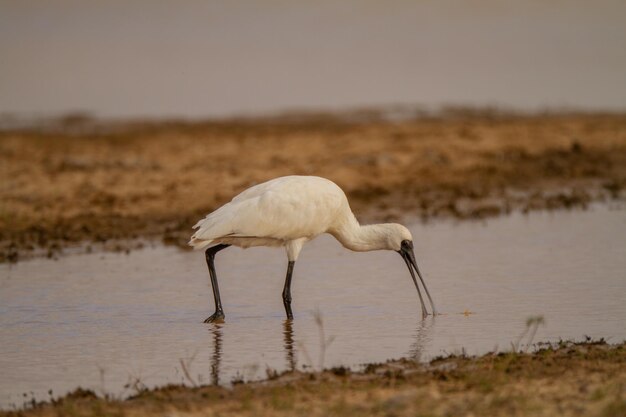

{"left": 1, "top": 109, "right": 625, "bottom": 262}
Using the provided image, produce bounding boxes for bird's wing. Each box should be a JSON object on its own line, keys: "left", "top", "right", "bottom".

{"left": 190, "top": 176, "right": 345, "bottom": 245}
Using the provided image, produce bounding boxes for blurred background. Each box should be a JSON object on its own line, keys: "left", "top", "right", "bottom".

{"left": 1, "top": 0, "right": 625, "bottom": 119}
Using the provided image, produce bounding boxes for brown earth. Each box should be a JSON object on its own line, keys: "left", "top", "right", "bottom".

{"left": 1, "top": 109, "right": 625, "bottom": 262}
{"left": 4, "top": 340, "right": 625, "bottom": 417}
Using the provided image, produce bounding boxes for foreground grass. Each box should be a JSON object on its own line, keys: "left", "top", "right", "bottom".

{"left": 4, "top": 341, "right": 625, "bottom": 417}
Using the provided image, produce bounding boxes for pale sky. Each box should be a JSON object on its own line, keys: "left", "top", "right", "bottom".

{"left": 1, "top": 0, "right": 625, "bottom": 118}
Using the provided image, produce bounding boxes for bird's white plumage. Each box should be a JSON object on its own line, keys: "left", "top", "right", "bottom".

{"left": 189, "top": 176, "right": 351, "bottom": 258}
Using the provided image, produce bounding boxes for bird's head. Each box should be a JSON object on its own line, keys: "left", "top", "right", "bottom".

{"left": 383, "top": 223, "right": 413, "bottom": 251}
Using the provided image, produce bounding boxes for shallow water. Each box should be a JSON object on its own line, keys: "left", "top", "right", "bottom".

{"left": 1, "top": 206, "right": 625, "bottom": 408}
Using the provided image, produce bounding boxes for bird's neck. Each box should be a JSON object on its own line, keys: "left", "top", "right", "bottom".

{"left": 330, "top": 214, "right": 393, "bottom": 252}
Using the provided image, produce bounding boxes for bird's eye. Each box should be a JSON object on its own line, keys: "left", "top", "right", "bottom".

{"left": 401, "top": 240, "right": 413, "bottom": 249}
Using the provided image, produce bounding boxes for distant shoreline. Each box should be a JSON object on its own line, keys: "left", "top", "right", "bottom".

{"left": 3, "top": 105, "right": 626, "bottom": 132}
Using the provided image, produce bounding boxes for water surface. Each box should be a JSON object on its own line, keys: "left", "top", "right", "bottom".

{"left": 1, "top": 206, "right": 625, "bottom": 408}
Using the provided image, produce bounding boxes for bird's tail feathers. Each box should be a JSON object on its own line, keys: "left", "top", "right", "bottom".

{"left": 189, "top": 208, "right": 233, "bottom": 249}
{"left": 188, "top": 236, "right": 214, "bottom": 250}
{"left": 189, "top": 202, "right": 240, "bottom": 249}
{"left": 192, "top": 217, "right": 208, "bottom": 229}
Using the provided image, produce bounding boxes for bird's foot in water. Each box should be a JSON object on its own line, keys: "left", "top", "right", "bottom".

{"left": 204, "top": 311, "right": 225, "bottom": 323}
{"left": 283, "top": 305, "right": 293, "bottom": 320}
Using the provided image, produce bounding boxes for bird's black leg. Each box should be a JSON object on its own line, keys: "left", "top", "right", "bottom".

{"left": 204, "top": 244, "right": 231, "bottom": 323}
{"left": 282, "top": 261, "right": 296, "bottom": 319}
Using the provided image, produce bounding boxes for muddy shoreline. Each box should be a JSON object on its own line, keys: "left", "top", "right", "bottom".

{"left": 3, "top": 340, "right": 624, "bottom": 417}
{"left": 1, "top": 110, "right": 625, "bottom": 262}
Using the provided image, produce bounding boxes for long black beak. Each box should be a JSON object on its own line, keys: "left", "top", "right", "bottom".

{"left": 399, "top": 244, "right": 437, "bottom": 317}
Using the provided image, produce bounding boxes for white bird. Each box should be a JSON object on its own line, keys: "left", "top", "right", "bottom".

{"left": 189, "top": 175, "right": 436, "bottom": 323}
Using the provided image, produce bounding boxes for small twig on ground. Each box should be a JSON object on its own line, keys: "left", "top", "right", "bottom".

{"left": 524, "top": 316, "right": 545, "bottom": 352}
{"left": 513, "top": 315, "right": 546, "bottom": 352}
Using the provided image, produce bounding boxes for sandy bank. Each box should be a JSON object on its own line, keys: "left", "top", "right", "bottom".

{"left": 3, "top": 340, "right": 624, "bottom": 417}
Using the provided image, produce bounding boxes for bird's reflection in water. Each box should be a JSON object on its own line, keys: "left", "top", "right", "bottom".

{"left": 283, "top": 319, "right": 296, "bottom": 372}
{"left": 208, "top": 320, "right": 296, "bottom": 386}
{"left": 407, "top": 317, "right": 435, "bottom": 362}
{"left": 209, "top": 324, "right": 223, "bottom": 385}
